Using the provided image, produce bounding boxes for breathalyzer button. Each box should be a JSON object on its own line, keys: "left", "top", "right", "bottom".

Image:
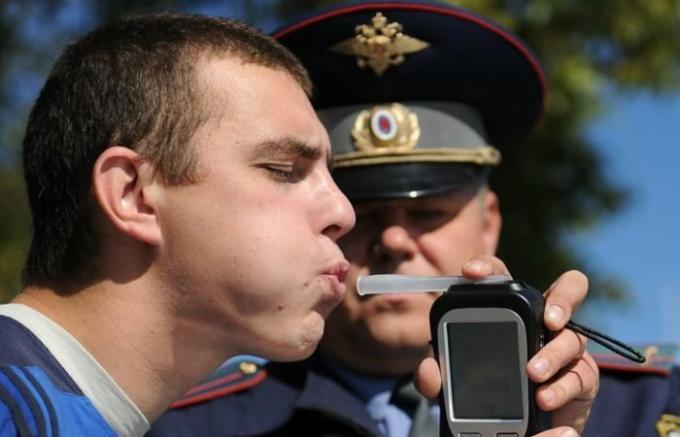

{"left": 459, "top": 433, "right": 480, "bottom": 437}
{"left": 496, "top": 433, "right": 519, "bottom": 437}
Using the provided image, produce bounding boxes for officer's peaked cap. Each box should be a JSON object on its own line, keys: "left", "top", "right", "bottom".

{"left": 274, "top": 1, "right": 546, "bottom": 201}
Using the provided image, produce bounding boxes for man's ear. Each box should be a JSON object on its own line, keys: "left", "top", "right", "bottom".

{"left": 92, "top": 146, "right": 161, "bottom": 246}
{"left": 481, "top": 189, "right": 502, "bottom": 255}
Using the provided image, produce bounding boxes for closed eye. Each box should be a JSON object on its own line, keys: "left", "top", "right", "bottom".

{"left": 252, "top": 138, "right": 323, "bottom": 184}
{"left": 260, "top": 158, "right": 312, "bottom": 183}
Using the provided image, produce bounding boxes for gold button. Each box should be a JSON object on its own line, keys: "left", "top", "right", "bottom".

{"left": 239, "top": 362, "right": 258, "bottom": 375}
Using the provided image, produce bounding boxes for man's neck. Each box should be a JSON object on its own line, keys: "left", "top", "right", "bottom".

{"left": 14, "top": 281, "right": 231, "bottom": 421}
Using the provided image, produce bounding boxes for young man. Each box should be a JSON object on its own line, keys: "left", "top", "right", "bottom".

{"left": 0, "top": 13, "right": 356, "bottom": 436}
{"left": 150, "top": 3, "right": 599, "bottom": 437}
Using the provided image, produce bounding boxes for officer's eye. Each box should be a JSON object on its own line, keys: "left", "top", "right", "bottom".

{"left": 354, "top": 210, "right": 377, "bottom": 224}
{"left": 351, "top": 209, "right": 383, "bottom": 231}
{"left": 409, "top": 209, "right": 447, "bottom": 220}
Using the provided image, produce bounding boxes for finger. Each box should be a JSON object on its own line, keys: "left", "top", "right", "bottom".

{"left": 535, "top": 352, "right": 599, "bottom": 411}
{"left": 532, "top": 427, "right": 579, "bottom": 437}
{"left": 413, "top": 357, "right": 441, "bottom": 400}
{"left": 543, "top": 270, "right": 588, "bottom": 331}
{"left": 528, "top": 328, "right": 588, "bottom": 383}
{"left": 461, "top": 255, "right": 510, "bottom": 279}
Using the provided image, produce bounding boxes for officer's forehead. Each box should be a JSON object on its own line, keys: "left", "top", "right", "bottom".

{"left": 354, "top": 186, "right": 480, "bottom": 211}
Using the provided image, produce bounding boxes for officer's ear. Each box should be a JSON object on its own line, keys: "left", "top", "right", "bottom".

{"left": 481, "top": 189, "right": 501, "bottom": 255}
{"left": 91, "top": 146, "right": 162, "bottom": 246}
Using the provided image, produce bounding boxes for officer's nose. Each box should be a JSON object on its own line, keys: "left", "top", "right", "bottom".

{"left": 371, "top": 221, "right": 418, "bottom": 263}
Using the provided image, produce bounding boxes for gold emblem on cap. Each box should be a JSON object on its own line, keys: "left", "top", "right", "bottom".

{"left": 352, "top": 103, "right": 420, "bottom": 152}
{"left": 657, "top": 414, "right": 680, "bottom": 437}
{"left": 330, "top": 12, "right": 429, "bottom": 76}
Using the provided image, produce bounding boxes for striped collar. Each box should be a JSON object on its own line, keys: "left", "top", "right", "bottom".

{"left": 0, "top": 303, "right": 150, "bottom": 436}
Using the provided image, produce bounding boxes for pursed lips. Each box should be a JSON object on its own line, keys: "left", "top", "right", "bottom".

{"left": 323, "top": 260, "right": 350, "bottom": 300}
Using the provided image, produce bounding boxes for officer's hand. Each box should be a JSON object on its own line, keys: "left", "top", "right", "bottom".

{"left": 413, "top": 256, "right": 599, "bottom": 437}
{"left": 527, "top": 269, "right": 599, "bottom": 434}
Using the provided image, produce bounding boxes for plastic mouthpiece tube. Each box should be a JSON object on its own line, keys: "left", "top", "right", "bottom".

{"left": 357, "top": 274, "right": 512, "bottom": 296}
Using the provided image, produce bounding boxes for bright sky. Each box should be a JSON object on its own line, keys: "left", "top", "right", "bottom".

{"left": 579, "top": 91, "right": 680, "bottom": 358}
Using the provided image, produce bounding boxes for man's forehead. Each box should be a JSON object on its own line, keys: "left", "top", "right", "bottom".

{"left": 196, "top": 56, "right": 300, "bottom": 99}
{"left": 194, "top": 57, "right": 328, "bottom": 153}
{"left": 195, "top": 56, "right": 257, "bottom": 97}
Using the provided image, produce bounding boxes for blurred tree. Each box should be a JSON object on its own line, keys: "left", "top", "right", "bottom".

{"left": 0, "top": 166, "right": 28, "bottom": 300}
{"left": 448, "top": 0, "right": 680, "bottom": 299}
{"left": 0, "top": 1, "right": 64, "bottom": 300}
{"left": 1, "top": 0, "right": 679, "bottom": 305}
{"left": 0, "top": 0, "right": 204, "bottom": 301}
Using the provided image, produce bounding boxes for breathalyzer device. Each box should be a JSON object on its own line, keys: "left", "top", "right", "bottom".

{"left": 357, "top": 274, "right": 645, "bottom": 437}
{"left": 429, "top": 279, "right": 550, "bottom": 437}
{"left": 358, "top": 275, "right": 550, "bottom": 437}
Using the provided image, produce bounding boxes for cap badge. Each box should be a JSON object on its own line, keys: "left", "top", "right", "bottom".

{"left": 330, "top": 12, "right": 429, "bottom": 76}
{"left": 657, "top": 414, "right": 680, "bottom": 437}
{"left": 352, "top": 103, "right": 420, "bottom": 152}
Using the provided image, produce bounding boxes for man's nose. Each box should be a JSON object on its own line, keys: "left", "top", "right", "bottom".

{"left": 320, "top": 179, "right": 356, "bottom": 242}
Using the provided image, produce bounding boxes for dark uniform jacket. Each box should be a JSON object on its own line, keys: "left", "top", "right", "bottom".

{"left": 584, "top": 345, "right": 680, "bottom": 437}
{"left": 148, "top": 354, "right": 383, "bottom": 436}
{"left": 149, "top": 349, "right": 680, "bottom": 437}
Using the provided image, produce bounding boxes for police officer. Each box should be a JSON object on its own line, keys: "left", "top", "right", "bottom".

{"left": 148, "top": 2, "right": 605, "bottom": 436}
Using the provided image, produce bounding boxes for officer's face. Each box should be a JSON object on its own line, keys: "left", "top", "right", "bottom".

{"left": 155, "top": 58, "right": 354, "bottom": 362}
{"left": 321, "top": 185, "right": 501, "bottom": 375}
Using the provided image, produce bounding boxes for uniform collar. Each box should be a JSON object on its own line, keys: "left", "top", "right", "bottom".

{"left": 321, "top": 352, "right": 398, "bottom": 401}
{"left": 293, "top": 353, "right": 384, "bottom": 435}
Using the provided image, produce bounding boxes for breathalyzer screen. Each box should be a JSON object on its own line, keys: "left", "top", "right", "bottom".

{"left": 447, "top": 322, "right": 523, "bottom": 419}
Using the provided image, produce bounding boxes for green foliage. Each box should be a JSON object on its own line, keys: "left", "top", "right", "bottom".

{"left": 442, "top": 0, "right": 680, "bottom": 296}
{"left": 0, "top": 166, "right": 29, "bottom": 302}
{"left": 0, "top": 0, "right": 679, "bottom": 305}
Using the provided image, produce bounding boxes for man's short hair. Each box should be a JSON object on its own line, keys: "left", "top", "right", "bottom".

{"left": 21, "top": 13, "right": 312, "bottom": 288}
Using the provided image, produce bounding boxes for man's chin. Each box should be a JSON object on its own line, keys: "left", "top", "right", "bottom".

{"left": 260, "top": 340, "right": 318, "bottom": 362}
{"left": 249, "top": 318, "right": 325, "bottom": 362}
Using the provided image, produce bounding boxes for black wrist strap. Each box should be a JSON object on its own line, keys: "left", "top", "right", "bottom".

{"left": 566, "top": 320, "right": 646, "bottom": 363}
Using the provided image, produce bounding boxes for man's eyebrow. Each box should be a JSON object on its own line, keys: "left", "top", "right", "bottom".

{"left": 253, "top": 138, "right": 324, "bottom": 160}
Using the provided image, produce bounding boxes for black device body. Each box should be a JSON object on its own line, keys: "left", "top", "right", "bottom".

{"left": 429, "top": 280, "right": 551, "bottom": 437}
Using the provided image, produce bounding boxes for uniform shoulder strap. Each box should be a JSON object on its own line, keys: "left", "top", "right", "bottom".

{"left": 170, "top": 357, "right": 268, "bottom": 409}
{"left": 589, "top": 342, "right": 678, "bottom": 376}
